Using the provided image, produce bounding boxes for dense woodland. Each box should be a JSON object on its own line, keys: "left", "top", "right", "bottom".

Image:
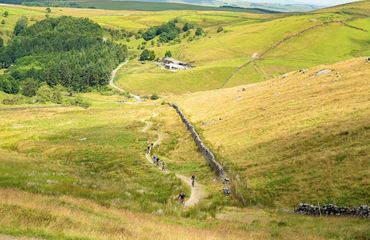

{"left": 0, "top": 16, "right": 127, "bottom": 94}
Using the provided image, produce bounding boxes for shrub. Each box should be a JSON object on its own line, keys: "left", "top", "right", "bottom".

{"left": 182, "top": 22, "right": 194, "bottom": 32}
{"left": 195, "top": 27, "right": 204, "bottom": 36}
{"left": 150, "top": 94, "right": 159, "bottom": 100}
{"left": 165, "top": 50, "right": 172, "bottom": 58}
{"left": 21, "top": 78, "right": 38, "bottom": 97}
{"left": 217, "top": 26, "right": 224, "bottom": 33}
{"left": 36, "top": 83, "right": 54, "bottom": 103}
{"left": 2, "top": 95, "right": 27, "bottom": 105}
{"left": 0, "top": 74, "right": 19, "bottom": 94}
{"left": 139, "top": 49, "right": 155, "bottom": 61}
{"left": 65, "top": 96, "right": 91, "bottom": 109}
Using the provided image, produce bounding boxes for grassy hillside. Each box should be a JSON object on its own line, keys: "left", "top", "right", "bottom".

{"left": 174, "top": 58, "right": 370, "bottom": 207}
{"left": 114, "top": 1, "right": 370, "bottom": 95}
{"left": 0, "top": 94, "right": 369, "bottom": 240}
{"left": 0, "top": 104, "right": 179, "bottom": 212}
{"left": 2, "top": 2, "right": 370, "bottom": 96}
{"left": 0, "top": 3, "right": 369, "bottom": 239}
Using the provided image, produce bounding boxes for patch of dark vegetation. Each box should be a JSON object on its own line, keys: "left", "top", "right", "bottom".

{"left": 0, "top": 16, "right": 127, "bottom": 93}
{"left": 141, "top": 19, "right": 203, "bottom": 43}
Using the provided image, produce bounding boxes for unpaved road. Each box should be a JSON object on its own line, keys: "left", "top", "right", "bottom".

{"left": 143, "top": 119, "right": 206, "bottom": 207}
{"left": 109, "top": 61, "right": 142, "bottom": 102}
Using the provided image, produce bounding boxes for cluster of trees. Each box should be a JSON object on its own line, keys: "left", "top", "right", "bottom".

{"left": 142, "top": 19, "right": 203, "bottom": 43}
{"left": 0, "top": 16, "right": 127, "bottom": 94}
{"left": 139, "top": 49, "right": 155, "bottom": 61}
{"left": 139, "top": 49, "right": 173, "bottom": 62}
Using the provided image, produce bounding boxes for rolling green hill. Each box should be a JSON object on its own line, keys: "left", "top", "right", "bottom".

{"left": 114, "top": 0, "right": 370, "bottom": 95}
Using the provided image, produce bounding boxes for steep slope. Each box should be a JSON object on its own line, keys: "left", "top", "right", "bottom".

{"left": 174, "top": 58, "right": 370, "bottom": 207}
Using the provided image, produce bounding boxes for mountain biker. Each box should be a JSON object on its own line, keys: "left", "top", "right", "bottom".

{"left": 191, "top": 175, "right": 196, "bottom": 187}
{"left": 162, "top": 161, "right": 165, "bottom": 171}
{"left": 178, "top": 192, "right": 186, "bottom": 205}
{"left": 156, "top": 157, "right": 160, "bottom": 167}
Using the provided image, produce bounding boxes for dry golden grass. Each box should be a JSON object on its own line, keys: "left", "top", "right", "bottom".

{"left": 174, "top": 58, "right": 370, "bottom": 207}
{"left": 2, "top": 188, "right": 369, "bottom": 240}
{"left": 0, "top": 188, "right": 251, "bottom": 240}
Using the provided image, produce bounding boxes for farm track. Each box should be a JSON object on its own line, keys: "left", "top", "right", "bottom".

{"left": 109, "top": 61, "right": 142, "bottom": 102}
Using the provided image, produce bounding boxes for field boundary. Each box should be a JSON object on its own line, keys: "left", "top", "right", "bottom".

{"left": 170, "top": 103, "right": 225, "bottom": 178}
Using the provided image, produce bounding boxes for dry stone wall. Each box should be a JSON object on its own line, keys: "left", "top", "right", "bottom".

{"left": 170, "top": 104, "right": 225, "bottom": 178}
{"left": 295, "top": 203, "right": 369, "bottom": 218}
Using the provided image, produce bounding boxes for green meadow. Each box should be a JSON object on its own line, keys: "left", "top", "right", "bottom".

{"left": 115, "top": 9, "right": 370, "bottom": 95}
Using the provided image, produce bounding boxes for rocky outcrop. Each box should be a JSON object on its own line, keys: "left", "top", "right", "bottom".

{"left": 295, "top": 203, "right": 369, "bottom": 218}
{"left": 170, "top": 103, "right": 225, "bottom": 178}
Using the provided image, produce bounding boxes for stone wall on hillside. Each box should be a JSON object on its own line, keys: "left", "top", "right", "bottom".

{"left": 295, "top": 203, "right": 369, "bottom": 218}
{"left": 170, "top": 103, "right": 225, "bottom": 178}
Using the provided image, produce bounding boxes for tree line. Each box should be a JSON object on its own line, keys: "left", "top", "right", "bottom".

{"left": 142, "top": 19, "right": 204, "bottom": 43}
{"left": 0, "top": 16, "right": 127, "bottom": 95}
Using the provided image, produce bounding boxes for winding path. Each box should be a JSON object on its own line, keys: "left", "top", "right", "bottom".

{"left": 143, "top": 120, "right": 206, "bottom": 207}
{"left": 109, "top": 61, "right": 142, "bottom": 102}
{"left": 111, "top": 63, "right": 206, "bottom": 207}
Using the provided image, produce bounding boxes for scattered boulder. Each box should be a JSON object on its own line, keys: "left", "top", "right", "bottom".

{"left": 315, "top": 69, "right": 332, "bottom": 76}
{"left": 282, "top": 73, "right": 289, "bottom": 78}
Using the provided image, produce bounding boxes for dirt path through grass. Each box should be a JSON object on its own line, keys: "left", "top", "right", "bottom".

{"left": 142, "top": 118, "right": 206, "bottom": 207}
{"left": 110, "top": 61, "right": 142, "bottom": 102}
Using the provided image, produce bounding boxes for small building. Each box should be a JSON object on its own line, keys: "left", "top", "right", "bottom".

{"left": 161, "top": 57, "right": 192, "bottom": 71}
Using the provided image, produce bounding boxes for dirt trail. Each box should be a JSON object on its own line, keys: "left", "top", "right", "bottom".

{"left": 142, "top": 118, "right": 206, "bottom": 207}
{"left": 109, "top": 61, "right": 142, "bottom": 102}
